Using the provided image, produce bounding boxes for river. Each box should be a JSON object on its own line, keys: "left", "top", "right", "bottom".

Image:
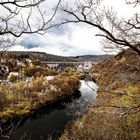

{"left": 3, "top": 80, "right": 97, "bottom": 140}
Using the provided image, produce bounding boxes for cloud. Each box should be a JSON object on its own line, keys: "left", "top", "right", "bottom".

{"left": 8, "top": 0, "right": 137, "bottom": 56}
{"left": 10, "top": 22, "right": 105, "bottom": 56}
{"left": 5, "top": 0, "right": 105, "bottom": 56}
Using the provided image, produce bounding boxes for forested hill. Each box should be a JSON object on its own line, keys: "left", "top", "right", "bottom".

{"left": 0, "top": 51, "right": 76, "bottom": 62}
{"left": 0, "top": 51, "right": 112, "bottom": 62}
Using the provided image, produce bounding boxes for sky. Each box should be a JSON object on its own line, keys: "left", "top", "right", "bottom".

{"left": 7, "top": 0, "right": 139, "bottom": 56}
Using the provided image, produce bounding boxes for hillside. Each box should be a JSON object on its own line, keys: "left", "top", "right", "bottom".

{"left": 0, "top": 51, "right": 112, "bottom": 63}
{"left": 60, "top": 49, "right": 140, "bottom": 140}
{"left": 0, "top": 51, "right": 77, "bottom": 62}
{"left": 94, "top": 49, "right": 140, "bottom": 91}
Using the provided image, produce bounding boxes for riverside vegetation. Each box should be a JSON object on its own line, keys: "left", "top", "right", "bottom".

{"left": 0, "top": 54, "right": 82, "bottom": 124}
{"left": 60, "top": 49, "right": 140, "bottom": 140}
{"left": 1, "top": 49, "right": 140, "bottom": 140}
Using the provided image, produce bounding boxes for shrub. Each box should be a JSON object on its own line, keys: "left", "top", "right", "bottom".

{"left": 23, "top": 66, "right": 57, "bottom": 77}
{"left": 8, "top": 72, "right": 19, "bottom": 82}
{"left": 32, "top": 76, "right": 46, "bottom": 92}
{"left": 23, "top": 66, "right": 37, "bottom": 77}
{"left": 127, "top": 86, "right": 139, "bottom": 95}
{"left": 66, "top": 76, "right": 81, "bottom": 91}
{"left": 0, "top": 92, "right": 8, "bottom": 111}
{"left": 60, "top": 82, "right": 73, "bottom": 94}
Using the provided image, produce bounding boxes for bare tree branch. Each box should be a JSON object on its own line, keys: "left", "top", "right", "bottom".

{"left": 126, "top": 0, "right": 140, "bottom": 7}
{"left": 0, "top": 117, "right": 23, "bottom": 139}
{"left": 55, "top": 0, "right": 140, "bottom": 55}
{"left": 0, "top": 0, "right": 61, "bottom": 50}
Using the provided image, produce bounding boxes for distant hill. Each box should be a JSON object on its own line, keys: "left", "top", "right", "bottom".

{"left": 0, "top": 51, "right": 77, "bottom": 62}
{"left": 69, "top": 55, "right": 113, "bottom": 62}
{"left": 0, "top": 51, "right": 112, "bottom": 62}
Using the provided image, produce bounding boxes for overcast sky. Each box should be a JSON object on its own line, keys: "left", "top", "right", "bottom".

{"left": 8, "top": 0, "right": 139, "bottom": 56}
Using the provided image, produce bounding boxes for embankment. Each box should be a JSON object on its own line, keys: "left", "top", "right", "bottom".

{"left": 60, "top": 49, "right": 140, "bottom": 140}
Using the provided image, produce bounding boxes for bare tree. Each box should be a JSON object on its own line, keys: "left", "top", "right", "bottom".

{"left": 0, "top": 0, "right": 61, "bottom": 51}
{"left": 55, "top": 0, "right": 140, "bottom": 55}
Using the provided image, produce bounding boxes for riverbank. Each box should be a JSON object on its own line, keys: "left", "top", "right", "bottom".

{"left": 60, "top": 49, "right": 140, "bottom": 140}
{"left": 1, "top": 80, "right": 97, "bottom": 140}
{"left": 0, "top": 75, "right": 81, "bottom": 124}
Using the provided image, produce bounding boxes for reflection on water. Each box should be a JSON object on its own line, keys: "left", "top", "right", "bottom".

{"left": 2, "top": 81, "right": 97, "bottom": 140}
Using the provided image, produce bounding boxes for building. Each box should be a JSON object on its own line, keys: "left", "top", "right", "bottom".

{"left": 77, "top": 61, "right": 93, "bottom": 72}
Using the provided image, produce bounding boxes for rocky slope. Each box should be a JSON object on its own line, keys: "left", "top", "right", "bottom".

{"left": 94, "top": 49, "right": 140, "bottom": 91}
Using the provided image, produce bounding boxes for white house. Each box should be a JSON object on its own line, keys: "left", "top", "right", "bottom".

{"left": 77, "top": 65, "right": 84, "bottom": 72}
{"left": 77, "top": 61, "right": 93, "bottom": 72}
{"left": 83, "top": 61, "right": 93, "bottom": 72}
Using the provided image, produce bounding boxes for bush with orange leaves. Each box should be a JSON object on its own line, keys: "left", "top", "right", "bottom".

{"left": 60, "top": 82, "right": 73, "bottom": 95}
{"left": 66, "top": 76, "right": 81, "bottom": 92}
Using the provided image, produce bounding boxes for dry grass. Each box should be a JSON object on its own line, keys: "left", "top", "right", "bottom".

{"left": 60, "top": 49, "right": 140, "bottom": 140}
{"left": 0, "top": 75, "right": 80, "bottom": 123}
